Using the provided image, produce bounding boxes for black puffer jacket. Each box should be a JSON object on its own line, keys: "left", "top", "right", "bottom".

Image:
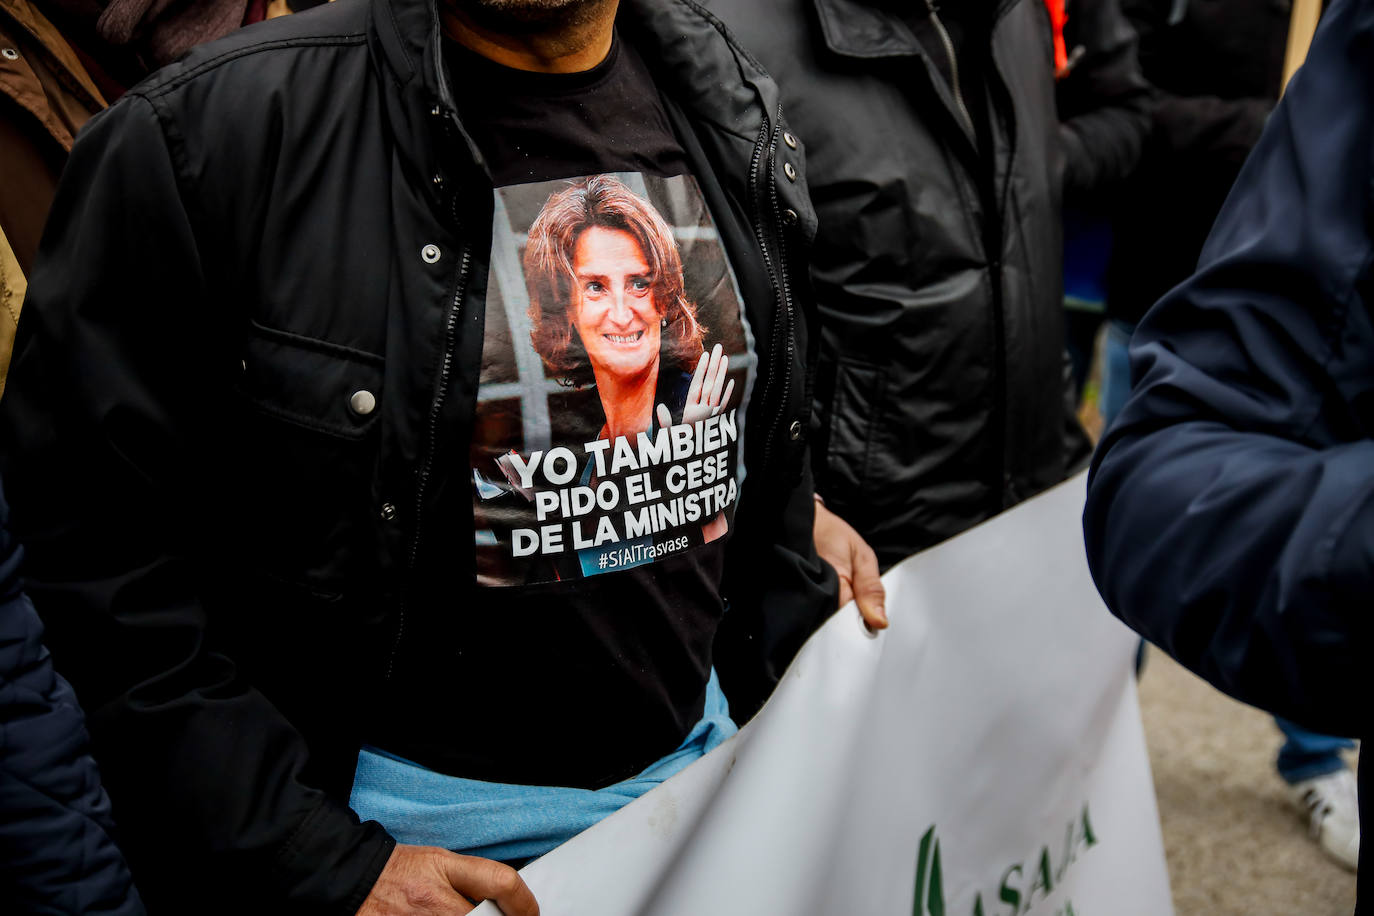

{"left": 704, "top": 0, "right": 1097, "bottom": 567}
{"left": 0, "top": 0, "right": 833, "bottom": 909}
{"left": 1, "top": 481, "right": 145, "bottom": 916}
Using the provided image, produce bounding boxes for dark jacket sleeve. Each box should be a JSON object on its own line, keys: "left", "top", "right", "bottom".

{"left": 0, "top": 94, "right": 393, "bottom": 914}
{"left": 716, "top": 452, "right": 837, "bottom": 722}
{"left": 1149, "top": 93, "right": 1270, "bottom": 166}
{"left": 1120, "top": 0, "right": 1275, "bottom": 169}
{"left": 1055, "top": 0, "right": 1153, "bottom": 197}
{"left": 1, "top": 483, "right": 146, "bottom": 916}
{"left": 1082, "top": 0, "right": 1374, "bottom": 738}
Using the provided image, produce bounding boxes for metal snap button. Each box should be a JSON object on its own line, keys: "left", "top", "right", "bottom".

{"left": 430, "top": 104, "right": 442, "bottom": 117}
{"left": 783, "top": 208, "right": 799, "bottom": 227}
{"left": 783, "top": 131, "right": 798, "bottom": 149}
{"left": 1, "top": 48, "right": 18, "bottom": 60}
{"left": 379, "top": 502, "right": 398, "bottom": 521}
{"left": 350, "top": 389, "right": 377, "bottom": 416}
{"left": 783, "top": 162, "right": 797, "bottom": 182}
{"left": 432, "top": 174, "right": 444, "bottom": 188}
{"left": 789, "top": 420, "right": 803, "bottom": 441}
{"left": 421, "top": 244, "right": 441, "bottom": 264}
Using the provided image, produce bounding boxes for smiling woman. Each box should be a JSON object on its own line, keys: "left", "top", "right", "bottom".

{"left": 525, "top": 174, "right": 710, "bottom": 441}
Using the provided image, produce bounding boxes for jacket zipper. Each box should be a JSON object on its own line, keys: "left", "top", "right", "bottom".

{"left": 924, "top": 0, "right": 976, "bottom": 138}
{"left": 386, "top": 238, "right": 472, "bottom": 680}
{"left": 748, "top": 106, "right": 797, "bottom": 476}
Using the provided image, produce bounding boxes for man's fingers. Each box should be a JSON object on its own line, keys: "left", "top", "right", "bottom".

{"left": 441, "top": 854, "right": 539, "bottom": 916}
{"left": 656, "top": 403, "right": 673, "bottom": 430}
{"left": 837, "top": 575, "right": 855, "bottom": 610}
{"left": 814, "top": 500, "right": 887, "bottom": 626}
{"left": 850, "top": 537, "right": 887, "bottom": 630}
{"left": 812, "top": 500, "right": 852, "bottom": 608}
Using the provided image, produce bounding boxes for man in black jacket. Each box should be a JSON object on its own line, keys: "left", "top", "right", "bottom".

{"left": 1103, "top": 0, "right": 1288, "bottom": 345}
{"left": 704, "top": 0, "right": 1148, "bottom": 569}
{"left": 0, "top": 0, "right": 861, "bottom": 910}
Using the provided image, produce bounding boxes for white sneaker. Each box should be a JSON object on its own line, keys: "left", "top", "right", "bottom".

{"left": 1288, "top": 768, "right": 1360, "bottom": 871}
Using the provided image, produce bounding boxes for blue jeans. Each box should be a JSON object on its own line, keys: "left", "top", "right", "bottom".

{"left": 1275, "top": 717, "right": 1355, "bottom": 784}
{"left": 1099, "top": 319, "right": 1135, "bottom": 427}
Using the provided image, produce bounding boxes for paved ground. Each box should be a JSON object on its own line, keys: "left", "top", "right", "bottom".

{"left": 1136, "top": 650, "right": 1358, "bottom": 915}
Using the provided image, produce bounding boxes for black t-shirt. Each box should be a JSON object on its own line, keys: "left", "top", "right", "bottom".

{"left": 379, "top": 35, "right": 757, "bottom": 788}
{"left": 448, "top": 35, "right": 691, "bottom": 185}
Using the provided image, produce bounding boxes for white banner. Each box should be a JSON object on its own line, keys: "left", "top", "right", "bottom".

{"left": 476, "top": 473, "right": 1174, "bottom": 916}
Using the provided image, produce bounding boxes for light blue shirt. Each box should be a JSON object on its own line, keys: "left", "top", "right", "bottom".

{"left": 350, "top": 669, "right": 736, "bottom": 862}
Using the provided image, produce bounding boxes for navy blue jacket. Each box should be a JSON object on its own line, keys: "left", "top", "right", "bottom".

{"left": 1083, "top": 0, "right": 1372, "bottom": 905}
{"left": 1, "top": 481, "right": 145, "bottom": 914}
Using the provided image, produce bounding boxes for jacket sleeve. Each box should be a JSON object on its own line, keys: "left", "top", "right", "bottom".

{"left": 716, "top": 451, "right": 837, "bottom": 722}
{"left": 1, "top": 483, "right": 146, "bottom": 916}
{"left": 1149, "top": 93, "right": 1270, "bottom": 166}
{"left": 1082, "top": 0, "right": 1374, "bottom": 738}
{"left": 1055, "top": 0, "right": 1153, "bottom": 197}
{"left": 1118, "top": 0, "right": 1271, "bottom": 169}
{"left": 0, "top": 94, "right": 394, "bottom": 913}
{"left": 716, "top": 158, "right": 839, "bottom": 722}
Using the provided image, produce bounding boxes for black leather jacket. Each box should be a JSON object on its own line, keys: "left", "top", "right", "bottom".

{"left": 0, "top": 0, "right": 834, "bottom": 909}
{"left": 705, "top": 0, "right": 1100, "bottom": 567}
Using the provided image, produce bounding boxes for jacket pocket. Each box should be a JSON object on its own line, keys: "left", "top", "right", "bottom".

{"left": 824, "top": 357, "right": 886, "bottom": 495}
{"left": 237, "top": 321, "right": 383, "bottom": 439}
{"left": 228, "top": 322, "right": 384, "bottom": 592}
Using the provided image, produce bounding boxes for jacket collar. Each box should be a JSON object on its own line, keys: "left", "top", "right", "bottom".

{"left": 618, "top": 0, "right": 778, "bottom": 143}
{"left": 365, "top": 0, "right": 787, "bottom": 222}
{"left": 0, "top": 0, "right": 107, "bottom": 106}
{"left": 367, "top": 0, "right": 779, "bottom": 141}
{"left": 809, "top": 0, "right": 925, "bottom": 59}
{"left": 810, "top": 0, "right": 1019, "bottom": 59}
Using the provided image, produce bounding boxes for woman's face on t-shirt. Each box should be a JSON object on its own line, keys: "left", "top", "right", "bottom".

{"left": 571, "top": 226, "right": 663, "bottom": 385}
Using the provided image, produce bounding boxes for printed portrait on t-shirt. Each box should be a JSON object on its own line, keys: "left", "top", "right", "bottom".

{"left": 471, "top": 173, "right": 755, "bottom": 587}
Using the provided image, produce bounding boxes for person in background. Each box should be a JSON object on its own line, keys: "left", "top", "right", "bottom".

{"left": 1101, "top": 0, "right": 1288, "bottom": 423}
{"left": 0, "top": 0, "right": 874, "bottom": 910}
{"left": 1, "top": 0, "right": 326, "bottom": 398}
{"left": 3, "top": 0, "right": 230, "bottom": 359}
{"left": 1099, "top": 0, "right": 1359, "bottom": 870}
{"left": 1055, "top": 0, "right": 1154, "bottom": 405}
{"left": 1083, "top": 0, "right": 1371, "bottom": 902}
{"left": 702, "top": 0, "right": 1146, "bottom": 572}
{"left": 1, "top": 0, "right": 106, "bottom": 400}
{"left": 1, "top": 478, "right": 146, "bottom": 915}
